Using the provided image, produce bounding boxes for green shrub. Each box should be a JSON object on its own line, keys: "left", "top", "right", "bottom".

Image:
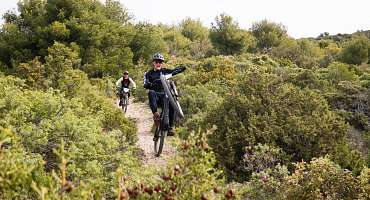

{"left": 0, "top": 128, "right": 49, "bottom": 199}
{"left": 201, "top": 66, "right": 359, "bottom": 181}
{"left": 285, "top": 157, "right": 362, "bottom": 200}
{"left": 0, "top": 74, "right": 138, "bottom": 198}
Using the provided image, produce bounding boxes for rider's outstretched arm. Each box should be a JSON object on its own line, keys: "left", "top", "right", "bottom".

{"left": 160, "top": 66, "right": 186, "bottom": 76}
{"left": 171, "top": 66, "right": 186, "bottom": 76}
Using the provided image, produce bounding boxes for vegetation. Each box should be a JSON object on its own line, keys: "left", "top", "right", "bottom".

{"left": 1, "top": 0, "right": 369, "bottom": 199}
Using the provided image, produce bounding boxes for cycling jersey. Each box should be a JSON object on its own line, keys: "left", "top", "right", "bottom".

{"left": 116, "top": 77, "right": 136, "bottom": 89}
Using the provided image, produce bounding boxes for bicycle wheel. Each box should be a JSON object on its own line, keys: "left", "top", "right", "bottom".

{"left": 122, "top": 96, "right": 128, "bottom": 113}
{"left": 160, "top": 75, "right": 184, "bottom": 118}
{"left": 153, "top": 123, "right": 167, "bottom": 157}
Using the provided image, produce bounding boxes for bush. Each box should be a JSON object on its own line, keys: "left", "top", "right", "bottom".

{"left": 0, "top": 74, "right": 138, "bottom": 198}
{"left": 0, "top": 128, "right": 49, "bottom": 199}
{"left": 115, "top": 130, "right": 240, "bottom": 200}
{"left": 201, "top": 66, "right": 358, "bottom": 181}
{"left": 285, "top": 157, "right": 362, "bottom": 200}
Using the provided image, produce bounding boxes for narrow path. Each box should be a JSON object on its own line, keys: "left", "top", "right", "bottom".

{"left": 120, "top": 99, "right": 176, "bottom": 167}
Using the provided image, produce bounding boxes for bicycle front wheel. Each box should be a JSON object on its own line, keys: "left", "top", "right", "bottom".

{"left": 122, "top": 96, "right": 128, "bottom": 113}
{"left": 160, "top": 75, "right": 184, "bottom": 118}
{"left": 153, "top": 125, "right": 167, "bottom": 157}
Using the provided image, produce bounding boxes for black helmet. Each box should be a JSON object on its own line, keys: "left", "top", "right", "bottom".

{"left": 152, "top": 53, "right": 165, "bottom": 62}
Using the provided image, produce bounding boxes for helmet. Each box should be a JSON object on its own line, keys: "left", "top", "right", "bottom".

{"left": 123, "top": 71, "right": 129, "bottom": 75}
{"left": 152, "top": 53, "right": 165, "bottom": 62}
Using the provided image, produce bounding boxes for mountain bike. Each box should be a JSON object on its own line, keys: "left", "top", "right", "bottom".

{"left": 119, "top": 88, "right": 130, "bottom": 113}
{"left": 153, "top": 73, "right": 184, "bottom": 156}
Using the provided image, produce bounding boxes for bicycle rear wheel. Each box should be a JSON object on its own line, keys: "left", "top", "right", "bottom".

{"left": 160, "top": 75, "right": 184, "bottom": 118}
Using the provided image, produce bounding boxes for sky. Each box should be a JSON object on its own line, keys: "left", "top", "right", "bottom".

{"left": 1, "top": 0, "right": 369, "bottom": 38}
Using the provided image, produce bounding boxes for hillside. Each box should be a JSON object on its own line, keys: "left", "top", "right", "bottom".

{"left": 0, "top": 0, "right": 369, "bottom": 199}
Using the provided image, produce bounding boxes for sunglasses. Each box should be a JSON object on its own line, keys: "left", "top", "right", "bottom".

{"left": 154, "top": 60, "right": 163, "bottom": 64}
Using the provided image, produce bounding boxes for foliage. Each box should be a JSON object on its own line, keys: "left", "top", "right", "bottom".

{"left": 0, "top": 0, "right": 134, "bottom": 77}
{"left": 270, "top": 38, "right": 325, "bottom": 68}
{"left": 340, "top": 35, "right": 370, "bottom": 65}
{"left": 163, "top": 26, "right": 191, "bottom": 57}
{"left": 251, "top": 19, "right": 287, "bottom": 50}
{"left": 242, "top": 157, "right": 369, "bottom": 200}
{"left": 1, "top": 1, "right": 370, "bottom": 198}
{"left": 116, "top": 130, "right": 240, "bottom": 200}
{"left": 130, "top": 23, "right": 167, "bottom": 64}
{"left": 242, "top": 164, "right": 289, "bottom": 200}
{"left": 0, "top": 128, "right": 49, "bottom": 199}
{"left": 188, "top": 63, "right": 364, "bottom": 181}
{"left": 180, "top": 18, "right": 209, "bottom": 42}
{"left": 210, "top": 14, "right": 255, "bottom": 55}
{"left": 0, "top": 74, "right": 138, "bottom": 198}
{"left": 285, "top": 157, "right": 363, "bottom": 199}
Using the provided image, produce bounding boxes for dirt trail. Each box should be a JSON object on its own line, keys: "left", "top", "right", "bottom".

{"left": 121, "top": 99, "right": 176, "bottom": 167}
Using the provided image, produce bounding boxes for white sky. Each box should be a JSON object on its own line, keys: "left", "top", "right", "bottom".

{"left": 1, "top": 0, "right": 369, "bottom": 38}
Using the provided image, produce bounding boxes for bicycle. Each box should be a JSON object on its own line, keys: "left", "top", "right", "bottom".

{"left": 153, "top": 73, "right": 184, "bottom": 157}
{"left": 119, "top": 88, "right": 130, "bottom": 113}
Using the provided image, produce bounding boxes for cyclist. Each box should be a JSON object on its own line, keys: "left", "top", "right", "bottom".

{"left": 116, "top": 71, "right": 136, "bottom": 106}
{"left": 143, "top": 53, "right": 186, "bottom": 135}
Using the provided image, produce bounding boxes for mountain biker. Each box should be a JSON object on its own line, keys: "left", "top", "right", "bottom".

{"left": 116, "top": 71, "right": 137, "bottom": 106}
{"left": 143, "top": 53, "right": 186, "bottom": 135}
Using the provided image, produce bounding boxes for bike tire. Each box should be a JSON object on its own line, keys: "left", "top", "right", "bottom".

{"left": 160, "top": 75, "right": 184, "bottom": 118}
{"left": 154, "top": 125, "right": 166, "bottom": 157}
{"left": 122, "top": 96, "right": 128, "bottom": 113}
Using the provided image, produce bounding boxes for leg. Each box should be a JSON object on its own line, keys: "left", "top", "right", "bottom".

{"left": 148, "top": 90, "right": 158, "bottom": 113}
{"left": 149, "top": 90, "right": 161, "bottom": 127}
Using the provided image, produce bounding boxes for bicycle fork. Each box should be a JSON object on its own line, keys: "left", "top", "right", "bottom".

{"left": 162, "top": 95, "right": 170, "bottom": 129}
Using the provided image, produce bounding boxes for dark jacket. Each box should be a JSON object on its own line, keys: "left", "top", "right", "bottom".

{"left": 143, "top": 66, "right": 185, "bottom": 92}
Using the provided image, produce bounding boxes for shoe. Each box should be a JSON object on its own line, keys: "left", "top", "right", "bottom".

{"left": 167, "top": 127, "right": 175, "bottom": 136}
{"left": 153, "top": 112, "right": 160, "bottom": 127}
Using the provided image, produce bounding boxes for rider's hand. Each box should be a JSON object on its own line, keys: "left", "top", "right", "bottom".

{"left": 178, "top": 65, "right": 186, "bottom": 71}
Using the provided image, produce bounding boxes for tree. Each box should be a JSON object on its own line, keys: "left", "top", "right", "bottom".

{"left": 340, "top": 35, "right": 370, "bottom": 65}
{"left": 44, "top": 42, "right": 81, "bottom": 87}
{"left": 15, "top": 57, "right": 47, "bottom": 89}
{"left": 270, "top": 38, "right": 324, "bottom": 68}
{"left": 0, "top": 0, "right": 135, "bottom": 78}
{"left": 210, "top": 14, "right": 255, "bottom": 55}
{"left": 163, "top": 26, "right": 191, "bottom": 57}
{"left": 103, "top": 0, "right": 133, "bottom": 24}
{"left": 130, "top": 23, "right": 167, "bottom": 64}
{"left": 180, "top": 18, "right": 214, "bottom": 58}
{"left": 180, "top": 18, "right": 209, "bottom": 42}
{"left": 201, "top": 66, "right": 359, "bottom": 181}
{"left": 251, "top": 19, "right": 287, "bottom": 51}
